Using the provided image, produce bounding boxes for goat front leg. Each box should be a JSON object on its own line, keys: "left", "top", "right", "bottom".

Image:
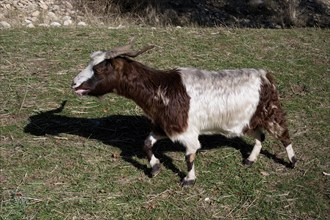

{"left": 182, "top": 152, "right": 197, "bottom": 186}
{"left": 144, "top": 132, "right": 165, "bottom": 177}
{"left": 177, "top": 135, "right": 201, "bottom": 186}
{"left": 244, "top": 127, "right": 265, "bottom": 165}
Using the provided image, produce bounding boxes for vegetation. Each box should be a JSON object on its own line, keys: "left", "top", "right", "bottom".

{"left": 74, "top": 0, "right": 330, "bottom": 27}
{"left": 0, "top": 27, "right": 329, "bottom": 219}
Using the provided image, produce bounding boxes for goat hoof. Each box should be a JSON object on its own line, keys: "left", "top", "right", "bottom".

{"left": 181, "top": 179, "right": 195, "bottom": 187}
{"left": 289, "top": 156, "right": 297, "bottom": 169}
{"left": 151, "top": 164, "right": 161, "bottom": 177}
{"left": 243, "top": 159, "right": 254, "bottom": 166}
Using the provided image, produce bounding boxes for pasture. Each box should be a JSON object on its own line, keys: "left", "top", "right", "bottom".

{"left": 1, "top": 27, "right": 329, "bottom": 219}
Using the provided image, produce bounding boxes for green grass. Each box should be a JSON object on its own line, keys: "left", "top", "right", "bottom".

{"left": 1, "top": 27, "right": 329, "bottom": 219}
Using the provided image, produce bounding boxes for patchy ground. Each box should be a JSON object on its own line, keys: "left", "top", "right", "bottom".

{"left": 0, "top": 27, "right": 329, "bottom": 219}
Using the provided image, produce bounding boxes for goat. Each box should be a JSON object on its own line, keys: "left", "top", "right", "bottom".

{"left": 72, "top": 38, "right": 297, "bottom": 186}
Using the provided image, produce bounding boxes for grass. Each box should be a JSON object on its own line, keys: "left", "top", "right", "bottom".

{"left": 0, "top": 27, "right": 329, "bottom": 219}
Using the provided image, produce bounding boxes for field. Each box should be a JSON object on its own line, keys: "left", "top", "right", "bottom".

{"left": 1, "top": 27, "right": 329, "bottom": 219}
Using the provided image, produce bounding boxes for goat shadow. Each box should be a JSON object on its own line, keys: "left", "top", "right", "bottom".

{"left": 24, "top": 100, "right": 291, "bottom": 179}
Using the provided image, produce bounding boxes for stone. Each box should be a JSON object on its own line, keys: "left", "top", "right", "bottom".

{"left": 24, "top": 19, "right": 32, "bottom": 24}
{"left": 38, "top": 23, "right": 49, "bottom": 27}
{"left": 50, "top": 21, "right": 61, "bottom": 27}
{"left": 47, "top": 11, "right": 57, "bottom": 20}
{"left": 62, "top": 15, "right": 71, "bottom": 21}
{"left": 27, "top": 23, "right": 35, "bottom": 28}
{"left": 63, "top": 19, "right": 72, "bottom": 26}
{"left": 30, "top": 16, "right": 38, "bottom": 22}
{"left": 77, "top": 21, "right": 87, "bottom": 26}
{"left": 32, "top": 10, "right": 40, "bottom": 17}
{"left": 65, "top": 2, "right": 73, "bottom": 10}
{"left": 0, "top": 21, "right": 11, "bottom": 28}
{"left": 39, "top": 2, "right": 48, "bottom": 10}
{"left": 52, "top": 5, "right": 60, "bottom": 12}
{"left": 4, "top": 4, "right": 12, "bottom": 10}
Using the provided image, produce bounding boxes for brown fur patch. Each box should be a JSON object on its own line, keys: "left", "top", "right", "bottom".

{"left": 118, "top": 58, "right": 190, "bottom": 136}
{"left": 245, "top": 72, "right": 291, "bottom": 147}
{"left": 76, "top": 60, "right": 117, "bottom": 96}
{"left": 185, "top": 153, "right": 196, "bottom": 172}
{"left": 87, "top": 57, "right": 190, "bottom": 136}
{"left": 143, "top": 139, "right": 153, "bottom": 161}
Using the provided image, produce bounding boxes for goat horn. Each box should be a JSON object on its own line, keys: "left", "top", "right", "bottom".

{"left": 105, "top": 37, "right": 154, "bottom": 59}
{"left": 105, "top": 37, "right": 135, "bottom": 59}
{"left": 121, "top": 45, "right": 155, "bottom": 58}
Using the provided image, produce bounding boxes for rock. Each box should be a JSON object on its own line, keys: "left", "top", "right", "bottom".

{"left": 0, "top": 21, "right": 11, "bottom": 28}
{"left": 47, "top": 11, "right": 57, "bottom": 20}
{"left": 50, "top": 21, "right": 61, "bottom": 27}
{"left": 39, "top": 2, "right": 48, "bottom": 10}
{"left": 51, "top": 5, "right": 60, "bottom": 12}
{"left": 62, "top": 15, "right": 71, "bottom": 21}
{"left": 27, "top": 23, "right": 35, "bottom": 28}
{"left": 24, "top": 19, "right": 32, "bottom": 24}
{"left": 38, "top": 23, "right": 49, "bottom": 27}
{"left": 4, "top": 4, "right": 12, "bottom": 10}
{"left": 32, "top": 10, "right": 40, "bottom": 17}
{"left": 63, "top": 19, "right": 72, "bottom": 26}
{"left": 30, "top": 16, "right": 38, "bottom": 22}
{"left": 0, "top": 0, "right": 88, "bottom": 28}
{"left": 77, "top": 21, "right": 87, "bottom": 26}
{"left": 64, "top": 2, "right": 73, "bottom": 10}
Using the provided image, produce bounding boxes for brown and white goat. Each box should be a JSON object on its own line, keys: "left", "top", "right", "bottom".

{"left": 72, "top": 38, "right": 297, "bottom": 186}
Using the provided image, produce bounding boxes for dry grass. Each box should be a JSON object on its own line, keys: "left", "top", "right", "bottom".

{"left": 72, "top": 0, "right": 330, "bottom": 27}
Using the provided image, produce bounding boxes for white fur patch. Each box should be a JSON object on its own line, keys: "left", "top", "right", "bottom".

{"left": 145, "top": 132, "right": 164, "bottom": 146}
{"left": 150, "top": 155, "right": 160, "bottom": 167}
{"left": 90, "top": 51, "right": 106, "bottom": 66}
{"left": 72, "top": 63, "right": 94, "bottom": 89}
{"left": 248, "top": 139, "right": 262, "bottom": 162}
{"left": 286, "top": 144, "right": 295, "bottom": 162}
{"left": 72, "top": 51, "right": 107, "bottom": 89}
{"left": 185, "top": 164, "right": 196, "bottom": 180}
{"left": 155, "top": 86, "right": 170, "bottom": 105}
{"left": 172, "top": 131, "right": 201, "bottom": 155}
{"left": 144, "top": 132, "right": 165, "bottom": 167}
{"left": 179, "top": 68, "right": 263, "bottom": 138}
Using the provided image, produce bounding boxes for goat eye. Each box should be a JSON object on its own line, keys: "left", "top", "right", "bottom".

{"left": 92, "top": 66, "right": 100, "bottom": 74}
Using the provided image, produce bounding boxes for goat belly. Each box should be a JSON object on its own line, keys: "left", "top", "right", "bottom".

{"left": 179, "top": 68, "right": 264, "bottom": 137}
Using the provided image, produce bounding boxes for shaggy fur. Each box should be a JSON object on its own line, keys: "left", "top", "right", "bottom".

{"left": 72, "top": 50, "right": 297, "bottom": 186}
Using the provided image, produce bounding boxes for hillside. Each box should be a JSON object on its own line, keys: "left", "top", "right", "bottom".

{"left": 1, "top": 0, "right": 329, "bottom": 28}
